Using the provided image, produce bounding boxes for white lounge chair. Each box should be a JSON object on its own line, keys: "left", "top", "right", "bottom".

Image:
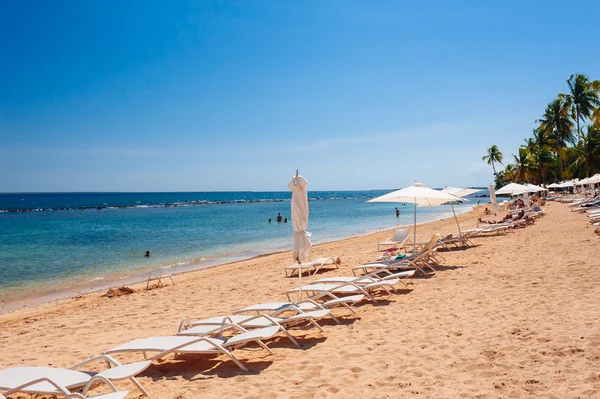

{"left": 233, "top": 295, "right": 366, "bottom": 316}
{"left": 353, "top": 247, "right": 437, "bottom": 276}
{"left": 313, "top": 270, "right": 415, "bottom": 288}
{"left": 436, "top": 230, "right": 478, "bottom": 248}
{"left": 0, "top": 355, "right": 149, "bottom": 397}
{"left": 105, "top": 326, "right": 280, "bottom": 372}
{"left": 1, "top": 376, "right": 128, "bottom": 399}
{"left": 285, "top": 280, "right": 398, "bottom": 303}
{"left": 285, "top": 256, "right": 341, "bottom": 277}
{"left": 378, "top": 228, "right": 410, "bottom": 251}
{"left": 177, "top": 309, "right": 331, "bottom": 346}
{"left": 67, "top": 394, "right": 129, "bottom": 399}
{"left": 66, "top": 394, "right": 129, "bottom": 399}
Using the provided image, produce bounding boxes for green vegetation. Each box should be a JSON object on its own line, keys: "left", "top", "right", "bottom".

{"left": 486, "top": 74, "right": 600, "bottom": 188}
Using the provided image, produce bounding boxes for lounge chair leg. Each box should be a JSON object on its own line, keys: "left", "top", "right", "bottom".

{"left": 279, "top": 327, "right": 301, "bottom": 347}
{"left": 129, "top": 376, "right": 151, "bottom": 397}
{"left": 255, "top": 339, "right": 276, "bottom": 356}
{"left": 227, "top": 353, "right": 249, "bottom": 372}
{"left": 308, "top": 319, "right": 324, "bottom": 332}
{"left": 341, "top": 303, "right": 357, "bottom": 314}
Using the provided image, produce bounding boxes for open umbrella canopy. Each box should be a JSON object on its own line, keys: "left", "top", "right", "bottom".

{"left": 442, "top": 187, "right": 480, "bottom": 236}
{"left": 557, "top": 180, "right": 576, "bottom": 188}
{"left": 525, "top": 183, "right": 547, "bottom": 192}
{"left": 368, "top": 183, "right": 462, "bottom": 252}
{"left": 547, "top": 183, "right": 560, "bottom": 188}
{"left": 369, "top": 183, "right": 462, "bottom": 206}
{"left": 496, "top": 182, "right": 531, "bottom": 195}
{"left": 578, "top": 175, "right": 600, "bottom": 185}
{"left": 589, "top": 174, "right": 600, "bottom": 184}
{"left": 442, "top": 186, "right": 482, "bottom": 198}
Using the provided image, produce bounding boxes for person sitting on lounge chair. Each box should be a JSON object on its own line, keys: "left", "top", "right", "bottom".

{"left": 479, "top": 212, "right": 514, "bottom": 225}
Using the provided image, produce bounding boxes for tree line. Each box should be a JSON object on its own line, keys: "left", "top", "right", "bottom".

{"left": 483, "top": 74, "right": 600, "bottom": 188}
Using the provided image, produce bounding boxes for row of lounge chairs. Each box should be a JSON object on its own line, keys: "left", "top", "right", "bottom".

{"left": 1, "top": 228, "right": 468, "bottom": 398}
{"left": 552, "top": 193, "right": 600, "bottom": 234}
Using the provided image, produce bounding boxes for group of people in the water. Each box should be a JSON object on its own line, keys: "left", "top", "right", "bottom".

{"left": 269, "top": 212, "right": 288, "bottom": 223}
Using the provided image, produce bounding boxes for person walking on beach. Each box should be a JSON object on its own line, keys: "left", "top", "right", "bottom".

{"left": 276, "top": 213, "right": 283, "bottom": 222}
{"left": 395, "top": 207, "right": 400, "bottom": 217}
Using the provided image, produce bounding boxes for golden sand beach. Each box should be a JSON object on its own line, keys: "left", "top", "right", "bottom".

{"left": 1, "top": 202, "right": 599, "bottom": 398}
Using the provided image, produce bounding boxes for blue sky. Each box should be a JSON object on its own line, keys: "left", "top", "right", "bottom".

{"left": 1, "top": 0, "right": 599, "bottom": 192}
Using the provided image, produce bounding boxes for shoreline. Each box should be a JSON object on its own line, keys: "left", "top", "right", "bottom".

{"left": 0, "top": 205, "right": 477, "bottom": 314}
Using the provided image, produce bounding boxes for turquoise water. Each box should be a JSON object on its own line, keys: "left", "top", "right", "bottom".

{"left": 0, "top": 191, "right": 484, "bottom": 301}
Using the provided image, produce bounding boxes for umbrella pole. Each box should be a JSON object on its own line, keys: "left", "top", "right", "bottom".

{"left": 413, "top": 198, "right": 417, "bottom": 254}
{"left": 298, "top": 257, "right": 302, "bottom": 301}
{"left": 451, "top": 204, "right": 462, "bottom": 237}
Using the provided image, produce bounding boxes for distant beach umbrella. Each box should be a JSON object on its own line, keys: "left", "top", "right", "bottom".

{"left": 495, "top": 182, "right": 532, "bottom": 196}
{"left": 289, "top": 170, "right": 312, "bottom": 298}
{"left": 525, "top": 184, "right": 547, "bottom": 192}
{"left": 442, "top": 186, "right": 482, "bottom": 236}
{"left": 368, "top": 182, "right": 462, "bottom": 253}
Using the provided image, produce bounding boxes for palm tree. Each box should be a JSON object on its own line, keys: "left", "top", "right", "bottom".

{"left": 537, "top": 97, "right": 575, "bottom": 179}
{"left": 562, "top": 74, "right": 600, "bottom": 141}
{"left": 566, "top": 122, "right": 600, "bottom": 177}
{"left": 511, "top": 147, "right": 535, "bottom": 183}
{"left": 531, "top": 127, "right": 555, "bottom": 184}
{"left": 482, "top": 145, "right": 503, "bottom": 175}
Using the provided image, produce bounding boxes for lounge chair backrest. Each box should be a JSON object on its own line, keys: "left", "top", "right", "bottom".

{"left": 391, "top": 228, "right": 409, "bottom": 242}
{"left": 421, "top": 235, "right": 439, "bottom": 251}
{"left": 412, "top": 248, "right": 433, "bottom": 262}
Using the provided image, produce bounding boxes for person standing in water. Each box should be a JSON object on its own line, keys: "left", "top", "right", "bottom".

{"left": 276, "top": 213, "right": 283, "bottom": 222}
{"left": 395, "top": 207, "right": 400, "bottom": 217}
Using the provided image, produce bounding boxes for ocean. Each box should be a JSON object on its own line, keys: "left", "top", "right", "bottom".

{"left": 0, "top": 190, "right": 486, "bottom": 307}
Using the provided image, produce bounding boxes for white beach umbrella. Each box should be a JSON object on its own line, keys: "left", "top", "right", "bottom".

{"left": 368, "top": 182, "right": 462, "bottom": 253}
{"left": 547, "top": 183, "right": 560, "bottom": 189}
{"left": 289, "top": 171, "right": 312, "bottom": 299}
{"left": 557, "top": 180, "right": 575, "bottom": 188}
{"left": 489, "top": 185, "right": 499, "bottom": 215}
{"left": 496, "top": 182, "right": 531, "bottom": 195}
{"left": 525, "top": 183, "right": 547, "bottom": 192}
{"left": 590, "top": 174, "right": 600, "bottom": 184}
{"left": 442, "top": 186, "right": 482, "bottom": 198}
{"left": 442, "top": 186, "right": 481, "bottom": 236}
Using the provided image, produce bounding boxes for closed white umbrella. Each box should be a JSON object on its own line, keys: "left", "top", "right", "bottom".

{"left": 289, "top": 171, "right": 311, "bottom": 299}
{"left": 442, "top": 186, "right": 481, "bottom": 236}
{"left": 489, "top": 185, "right": 499, "bottom": 215}
{"left": 368, "top": 182, "right": 462, "bottom": 253}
